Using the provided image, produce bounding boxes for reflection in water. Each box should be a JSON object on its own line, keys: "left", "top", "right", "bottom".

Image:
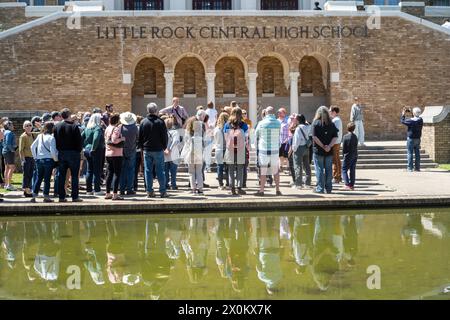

{"left": 0, "top": 211, "right": 449, "bottom": 300}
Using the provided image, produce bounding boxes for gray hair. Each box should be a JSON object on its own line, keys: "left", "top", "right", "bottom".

{"left": 147, "top": 102, "right": 158, "bottom": 115}
{"left": 23, "top": 120, "right": 32, "bottom": 130}
{"left": 313, "top": 106, "right": 331, "bottom": 125}
{"left": 266, "top": 106, "right": 275, "bottom": 115}
{"left": 413, "top": 107, "right": 422, "bottom": 117}
{"left": 3, "top": 121, "right": 13, "bottom": 130}
{"left": 87, "top": 113, "right": 101, "bottom": 129}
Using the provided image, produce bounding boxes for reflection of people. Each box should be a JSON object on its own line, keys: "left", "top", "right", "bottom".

{"left": 228, "top": 217, "right": 251, "bottom": 292}
{"left": 313, "top": 2, "right": 322, "bottom": 10}
{"left": 2, "top": 222, "right": 23, "bottom": 269}
{"left": 350, "top": 97, "right": 365, "bottom": 146}
{"left": 310, "top": 216, "right": 341, "bottom": 291}
{"left": 401, "top": 214, "right": 423, "bottom": 246}
{"left": 291, "top": 216, "right": 315, "bottom": 274}
{"left": 442, "top": 18, "right": 450, "bottom": 29}
{"left": 140, "top": 220, "right": 172, "bottom": 300}
{"left": 182, "top": 218, "right": 209, "bottom": 284}
{"left": 342, "top": 216, "right": 358, "bottom": 267}
{"left": 255, "top": 217, "right": 282, "bottom": 295}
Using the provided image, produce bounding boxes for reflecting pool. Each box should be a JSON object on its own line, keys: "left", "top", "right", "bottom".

{"left": 0, "top": 209, "right": 449, "bottom": 300}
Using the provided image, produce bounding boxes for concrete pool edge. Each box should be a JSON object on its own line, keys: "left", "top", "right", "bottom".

{"left": 1, "top": 195, "right": 450, "bottom": 216}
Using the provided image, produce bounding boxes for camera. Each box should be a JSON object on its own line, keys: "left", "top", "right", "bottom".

{"left": 403, "top": 106, "right": 412, "bottom": 113}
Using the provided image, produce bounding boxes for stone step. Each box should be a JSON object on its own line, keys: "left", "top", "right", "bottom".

{"left": 355, "top": 158, "right": 435, "bottom": 164}
{"left": 355, "top": 154, "right": 430, "bottom": 160}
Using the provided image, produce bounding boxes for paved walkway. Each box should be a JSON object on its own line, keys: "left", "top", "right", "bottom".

{"left": 1, "top": 167, "right": 450, "bottom": 215}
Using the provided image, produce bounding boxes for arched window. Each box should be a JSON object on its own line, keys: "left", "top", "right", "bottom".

{"left": 192, "top": 0, "right": 232, "bottom": 9}
{"left": 184, "top": 68, "right": 196, "bottom": 94}
{"left": 223, "top": 68, "right": 235, "bottom": 94}
{"left": 262, "top": 67, "right": 274, "bottom": 94}
{"left": 144, "top": 68, "right": 157, "bottom": 95}
{"left": 301, "top": 65, "right": 313, "bottom": 93}
{"left": 261, "top": 0, "right": 298, "bottom": 10}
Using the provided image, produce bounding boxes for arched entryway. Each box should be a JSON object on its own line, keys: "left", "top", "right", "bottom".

{"left": 132, "top": 57, "right": 165, "bottom": 116}
{"left": 298, "top": 55, "right": 330, "bottom": 121}
{"left": 215, "top": 56, "right": 248, "bottom": 111}
{"left": 173, "top": 56, "right": 206, "bottom": 116}
{"left": 256, "top": 56, "right": 290, "bottom": 118}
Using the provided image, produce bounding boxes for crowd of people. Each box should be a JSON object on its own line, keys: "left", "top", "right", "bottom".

{"left": 0, "top": 96, "right": 423, "bottom": 203}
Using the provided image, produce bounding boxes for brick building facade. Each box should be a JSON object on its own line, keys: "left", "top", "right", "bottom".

{"left": 0, "top": 8, "right": 450, "bottom": 139}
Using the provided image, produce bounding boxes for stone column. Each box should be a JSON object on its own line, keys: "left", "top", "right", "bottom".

{"left": 205, "top": 72, "right": 216, "bottom": 107}
{"left": 248, "top": 72, "right": 258, "bottom": 126}
{"left": 164, "top": 72, "right": 174, "bottom": 108}
{"left": 289, "top": 72, "right": 300, "bottom": 115}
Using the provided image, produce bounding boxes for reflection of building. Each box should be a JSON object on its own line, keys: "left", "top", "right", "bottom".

{"left": 0, "top": 0, "right": 450, "bottom": 139}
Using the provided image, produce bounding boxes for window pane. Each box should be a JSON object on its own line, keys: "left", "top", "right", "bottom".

{"left": 261, "top": 0, "right": 298, "bottom": 10}
{"left": 192, "top": 0, "right": 232, "bottom": 10}
{"left": 124, "top": 0, "right": 164, "bottom": 10}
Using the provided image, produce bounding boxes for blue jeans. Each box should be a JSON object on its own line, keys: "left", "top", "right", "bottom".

{"left": 343, "top": 157, "right": 357, "bottom": 188}
{"left": 58, "top": 150, "right": 81, "bottom": 200}
{"left": 407, "top": 138, "right": 421, "bottom": 171}
{"left": 165, "top": 161, "right": 178, "bottom": 188}
{"left": 33, "top": 158, "right": 55, "bottom": 197}
{"left": 22, "top": 157, "right": 35, "bottom": 189}
{"left": 217, "top": 163, "right": 229, "bottom": 187}
{"left": 120, "top": 152, "right": 136, "bottom": 193}
{"left": 313, "top": 153, "right": 333, "bottom": 193}
{"left": 85, "top": 150, "right": 103, "bottom": 193}
{"left": 143, "top": 151, "right": 166, "bottom": 193}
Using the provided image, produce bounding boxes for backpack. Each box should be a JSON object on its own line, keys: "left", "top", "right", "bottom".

{"left": 226, "top": 127, "right": 245, "bottom": 151}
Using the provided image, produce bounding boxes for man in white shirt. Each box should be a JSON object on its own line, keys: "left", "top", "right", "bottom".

{"left": 330, "top": 106, "right": 343, "bottom": 183}
{"left": 159, "top": 97, "right": 189, "bottom": 129}
{"left": 350, "top": 97, "right": 365, "bottom": 146}
{"left": 204, "top": 101, "right": 217, "bottom": 172}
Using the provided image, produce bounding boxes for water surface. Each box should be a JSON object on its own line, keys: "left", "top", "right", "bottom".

{"left": 0, "top": 209, "right": 449, "bottom": 300}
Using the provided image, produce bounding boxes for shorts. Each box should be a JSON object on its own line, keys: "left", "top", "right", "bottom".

{"left": 3, "top": 152, "right": 15, "bottom": 165}
{"left": 279, "top": 143, "right": 289, "bottom": 158}
{"left": 258, "top": 153, "right": 280, "bottom": 175}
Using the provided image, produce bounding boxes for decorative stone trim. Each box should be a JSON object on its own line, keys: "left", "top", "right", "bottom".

{"left": 0, "top": 2, "right": 27, "bottom": 7}
{"left": 421, "top": 106, "right": 450, "bottom": 124}
{"left": 398, "top": 2, "right": 425, "bottom": 7}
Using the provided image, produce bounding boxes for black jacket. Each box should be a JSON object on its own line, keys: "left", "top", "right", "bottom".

{"left": 138, "top": 114, "right": 168, "bottom": 152}
{"left": 54, "top": 120, "right": 83, "bottom": 152}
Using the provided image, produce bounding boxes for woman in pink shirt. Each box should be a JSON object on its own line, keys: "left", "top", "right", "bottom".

{"left": 104, "top": 114, "right": 125, "bottom": 200}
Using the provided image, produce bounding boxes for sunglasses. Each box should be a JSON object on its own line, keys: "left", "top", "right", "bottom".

{"left": 25, "top": 124, "right": 32, "bottom": 127}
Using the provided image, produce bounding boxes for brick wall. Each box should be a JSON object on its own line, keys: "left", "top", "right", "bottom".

{"left": 215, "top": 57, "right": 247, "bottom": 97}
{"left": 132, "top": 57, "right": 165, "bottom": 98}
{"left": 0, "top": 6, "right": 35, "bottom": 31}
{"left": 173, "top": 57, "right": 206, "bottom": 98}
{"left": 299, "top": 56, "right": 327, "bottom": 96}
{"left": 1, "top": 15, "right": 450, "bottom": 139}
{"left": 422, "top": 116, "right": 450, "bottom": 163}
{"left": 257, "top": 56, "right": 289, "bottom": 97}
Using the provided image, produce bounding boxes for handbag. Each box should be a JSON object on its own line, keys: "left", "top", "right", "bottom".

{"left": 300, "top": 126, "right": 312, "bottom": 148}
{"left": 106, "top": 125, "right": 124, "bottom": 148}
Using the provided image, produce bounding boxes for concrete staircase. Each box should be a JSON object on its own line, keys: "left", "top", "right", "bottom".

{"left": 348, "top": 143, "right": 438, "bottom": 170}
{"left": 177, "top": 141, "right": 438, "bottom": 171}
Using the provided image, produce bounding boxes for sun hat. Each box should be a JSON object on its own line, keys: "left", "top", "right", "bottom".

{"left": 120, "top": 112, "right": 137, "bottom": 125}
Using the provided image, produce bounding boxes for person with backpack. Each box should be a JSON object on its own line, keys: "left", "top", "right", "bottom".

{"left": 214, "top": 112, "right": 230, "bottom": 190}
{"left": 19, "top": 120, "right": 35, "bottom": 197}
{"left": 224, "top": 107, "right": 248, "bottom": 196}
{"left": 291, "top": 114, "right": 312, "bottom": 189}
{"left": 81, "top": 113, "right": 105, "bottom": 196}
{"left": 181, "top": 115, "right": 205, "bottom": 195}
{"left": 30, "top": 121, "right": 58, "bottom": 203}
{"left": 104, "top": 114, "right": 126, "bottom": 200}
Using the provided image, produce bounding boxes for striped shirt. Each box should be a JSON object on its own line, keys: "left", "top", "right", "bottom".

{"left": 279, "top": 116, "right": 290, "bottom": 144}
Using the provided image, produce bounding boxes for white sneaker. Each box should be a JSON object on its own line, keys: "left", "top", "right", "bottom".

{"left": 86, "top": 191, "right": 94, "bottom": 196}
{"left": 5, "top": 185, "right": 17, "bottom": 191}
{"left": 94, "top": 191, "right": 105, "bottom": 196}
